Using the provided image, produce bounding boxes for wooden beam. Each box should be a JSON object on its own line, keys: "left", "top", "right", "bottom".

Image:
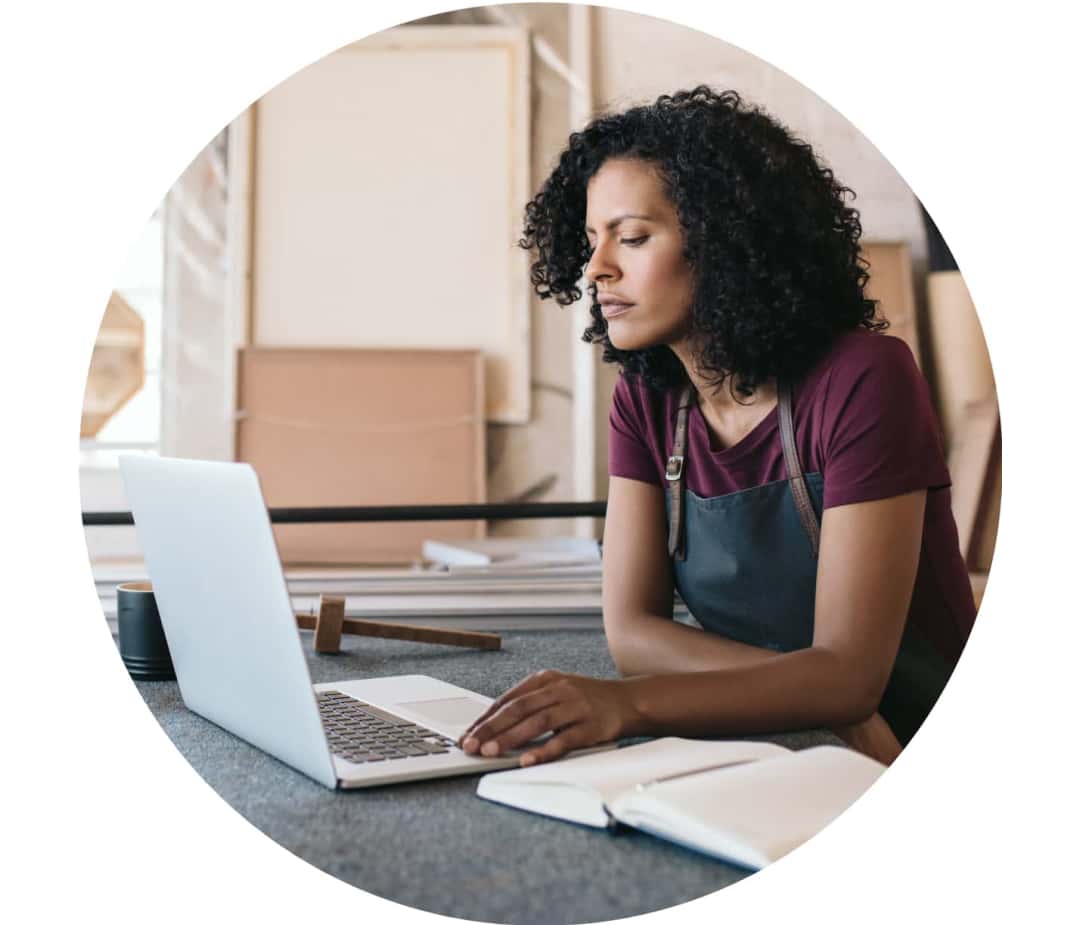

{"left": 296, "top": 610, "right": 502, "bottom": 653}
{"left": 947, "top": 395, "right": 1000, "bottom": 566}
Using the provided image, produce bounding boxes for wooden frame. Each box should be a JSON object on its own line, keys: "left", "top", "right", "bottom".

{"left": 238, "top": 25, "right": 532, "bottom": 424}
{"left": 223, "top": 108, "right": 256, "bottom": 460}
{"left": 568, "top": 5, "right": 603, "bottom": 537}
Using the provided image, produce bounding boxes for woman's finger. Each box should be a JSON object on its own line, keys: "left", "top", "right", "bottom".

{"left": 463, "top": 685, "right": 568, "bottom": 754}
{"left": 476, "top": 699, "right": 584, "bottom": 757}
{"left": 519, "top": 725, "right": 591, "bottom": 767}
{"left": 461, "top": 678, "right": 546, "bottom": 742}
{"left": 460, "top": 671, "right": 563, "bottom": 743}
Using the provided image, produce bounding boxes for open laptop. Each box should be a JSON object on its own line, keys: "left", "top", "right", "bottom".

{"left": 119, "top": 455, "right": 607, "bottom": 789}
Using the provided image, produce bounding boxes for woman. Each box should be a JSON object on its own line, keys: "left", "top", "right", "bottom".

{"left": 461, "top": 86, "right": 976, "bottom": 767}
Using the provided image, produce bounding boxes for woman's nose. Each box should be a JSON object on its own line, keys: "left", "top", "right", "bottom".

{"left": 585, "top": 240, "right": 619, "bottom": 283}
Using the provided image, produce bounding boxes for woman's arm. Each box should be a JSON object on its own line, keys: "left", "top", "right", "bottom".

{"left": 615, "top": 489, "right": 922, "bottom": 748}
{"left": 461, "top": 482, "right": 923, "bottom": 765}
{"left": 601, "top": 476, "right": 903, "bottom": 762}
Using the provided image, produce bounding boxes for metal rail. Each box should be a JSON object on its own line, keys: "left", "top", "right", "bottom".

{"left": 82, "top": 500, "right": 608, "bottom": 526}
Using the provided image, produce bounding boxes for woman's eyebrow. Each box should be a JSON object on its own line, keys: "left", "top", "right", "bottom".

{"left": 584, "top": 213, "right": 654, "bottom": 233}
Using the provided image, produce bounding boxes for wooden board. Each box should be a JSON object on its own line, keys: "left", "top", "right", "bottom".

{"left": 970, "top": 439, "right": 1001, "bottom": 573}
{"left": 235, "top": 348, "right": 485, "bottom": 565}
{"left": 969, "top": 571, "right": 989, "bottom": 611}
{"left": 249, "top": 26, "right": 531, "bottom": 422}
{"left": 861, "top": 241, "right": 921, "bottom": 367}
{"left": 926, "top": 269, "right": 996, "bottom": 448}
{"left": 82, "top": 291, "right": 145, "bottom": 437}
{"left": 924, "top": 268, "right": 1000, "bottom": 571}
{"left": 946, "top": 396, "right": 1000, "bottom": 567}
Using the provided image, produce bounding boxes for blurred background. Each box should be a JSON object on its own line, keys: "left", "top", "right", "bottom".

{"left": 81, "top": 3, "right": 998, "bottom": 610}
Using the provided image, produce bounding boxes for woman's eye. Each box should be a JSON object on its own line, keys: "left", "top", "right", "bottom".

{"left": 621, "top": 236, "right": 648, "bottom": 246}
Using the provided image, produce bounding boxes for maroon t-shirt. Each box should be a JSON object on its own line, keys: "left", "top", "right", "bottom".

{"left": 608, "top": 329, "right": 976, "bottom": 665}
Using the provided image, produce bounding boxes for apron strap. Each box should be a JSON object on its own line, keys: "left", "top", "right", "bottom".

{"left": 666, "top": 385, "right": 694, "bottom": 560}
{"left": 778, "top": 380, "right": 821, "bottom": 557}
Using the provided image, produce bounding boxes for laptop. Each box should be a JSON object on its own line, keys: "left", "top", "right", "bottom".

{"left": 119, "top": 455, "right": 609, "bottom": 789}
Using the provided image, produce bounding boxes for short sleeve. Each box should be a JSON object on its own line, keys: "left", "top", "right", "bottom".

{"left": 608, "top": 375, "right": 663, "bottom": 485}
{"left": 820, "top": 336, "right": 951, "bottom": 509}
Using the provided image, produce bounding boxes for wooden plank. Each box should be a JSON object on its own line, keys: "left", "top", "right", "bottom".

{"left": 250, "top": 26, "right": 531, "bottom": 422}
{"left": 235, "top": 347, "right": 486, "bottom": 565}
{"left": 925, "top": 269, "right": 995, "bottom": 447}
{"left": 82, "top": 291, "right": 145, "bottom": 438}
{"left": 946, "top": 396, "right": 1000, "bottom": 566}
{"left": 224, "top": 108, "right": 255, "bottom": 460}
{"left": 970, "top": 437, "right": 1001, "bottom": 573}
{"left": 861, "top": 241, "right": 921, "bottom": 366}
{"left": 969, "top": 572, "right": 989, "bottom": 611}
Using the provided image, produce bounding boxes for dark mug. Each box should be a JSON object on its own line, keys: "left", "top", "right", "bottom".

{"left": 117, "top": 581, "right": 175, "bottom": 681}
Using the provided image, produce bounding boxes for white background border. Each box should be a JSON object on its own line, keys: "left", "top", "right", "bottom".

{"left": 3, "top": 1, "right": 1076, "bottom": 922}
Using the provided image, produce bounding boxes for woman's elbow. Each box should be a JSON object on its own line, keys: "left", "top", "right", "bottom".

{"left": 834, "top": 691, "right": 880, "bottom": 727}
{"left": 814, "top": 648, "right": 889, "bottom": 726}
{"left": 602, "top": 619, "right": 646, "bottom": 677}
{"left": 605, "top": 635, "right": 639, "bottom": 677}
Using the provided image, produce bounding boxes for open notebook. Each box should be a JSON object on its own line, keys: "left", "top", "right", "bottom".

{"left": 476, "top": 737, "right": 885, "bottom": 870}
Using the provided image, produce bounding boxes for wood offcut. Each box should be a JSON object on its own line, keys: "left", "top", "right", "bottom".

{"left": 298, "top": 594, "right": 501, "bottom": 654}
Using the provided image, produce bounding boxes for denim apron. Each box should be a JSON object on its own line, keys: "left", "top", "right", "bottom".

{"left": 665, "top": 383, "right": 952, "bottom": 744}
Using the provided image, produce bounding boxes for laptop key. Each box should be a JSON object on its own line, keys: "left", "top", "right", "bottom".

{"left": 349, "top": 702, "right": 416, "bottom": 726}
{"left": 319, "top": 694, "right": 449, "bottom": 762}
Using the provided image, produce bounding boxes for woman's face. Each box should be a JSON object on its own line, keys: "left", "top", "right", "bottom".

{"left": 584, "top": 157, "right": 695, "bottom": 352}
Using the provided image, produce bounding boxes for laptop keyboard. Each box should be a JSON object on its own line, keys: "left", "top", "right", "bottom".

{"left": 317, "top": 690, "right": 457, "bottom": 764}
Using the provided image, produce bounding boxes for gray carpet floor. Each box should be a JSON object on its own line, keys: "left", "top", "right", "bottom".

{"left": 127, "top": 625, "right": 841, "bottom": 925}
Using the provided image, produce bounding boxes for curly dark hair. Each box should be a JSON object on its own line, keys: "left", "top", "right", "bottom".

{"left": 519, "top": 85, "right": 886, "bottom": 395}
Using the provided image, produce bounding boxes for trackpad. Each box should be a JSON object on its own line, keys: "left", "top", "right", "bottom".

{"left": 396, "top": 696, "right": 485, "bottom": 729}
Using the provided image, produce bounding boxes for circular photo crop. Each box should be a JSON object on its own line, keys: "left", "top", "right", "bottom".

{"left": 81, "top": 4, "right": 999, "bottom": 923}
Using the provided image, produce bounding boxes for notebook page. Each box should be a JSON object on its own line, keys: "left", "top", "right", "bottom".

{"left": 612, "top": 745, "right": 885, "bottom": 866}
{"left": 482, "top": 737, "right": 789, "bottom": 806}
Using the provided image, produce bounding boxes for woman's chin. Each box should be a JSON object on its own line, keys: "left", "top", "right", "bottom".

{"left": 606, "top": 320, "right": 646, "bottom": 352}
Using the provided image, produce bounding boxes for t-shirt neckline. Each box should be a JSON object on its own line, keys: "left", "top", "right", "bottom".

{"left": 690, "top": 395, "right": 780, "bottom": 462}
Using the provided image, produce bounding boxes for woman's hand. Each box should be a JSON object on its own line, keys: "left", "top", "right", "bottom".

{"left": 459, "top": 670, "right": 640, "bottom": 767}
{"left": 832, "top": 711, "right": 902, "bottom": 766}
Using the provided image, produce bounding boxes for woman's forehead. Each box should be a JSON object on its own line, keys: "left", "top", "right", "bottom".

{"left": 585, "top": 159, "right": 674, "bottom": 225}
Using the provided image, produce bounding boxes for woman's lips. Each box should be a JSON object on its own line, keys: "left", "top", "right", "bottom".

{"left": 601, "top": 302, "right": 634, "bottom": 320}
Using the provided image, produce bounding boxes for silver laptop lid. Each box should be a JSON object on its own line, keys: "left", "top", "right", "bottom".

{"left": 119, "top": 455, "right": 337, "bottom": 788}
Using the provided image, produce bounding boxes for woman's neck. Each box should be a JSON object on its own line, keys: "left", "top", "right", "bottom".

{"left": 670, "top": 341, "right": 775, "bottom": 413}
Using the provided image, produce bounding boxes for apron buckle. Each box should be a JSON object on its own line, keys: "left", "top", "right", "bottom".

{"left": 665, "top": 455, "right": 684, "bottom": 481}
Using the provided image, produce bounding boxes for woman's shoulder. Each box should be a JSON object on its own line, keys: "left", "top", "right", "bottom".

{"left": 803, "top": 329, "right": 921, "bottom": 400}
{"left": 800, "top": 328, "right": 943, "bottom": 473}
{"left": 823, "top": 327, "right": 916, "bottom": 369}
{"left": 612, "top": 371, "right": 682, "bottom": 415}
